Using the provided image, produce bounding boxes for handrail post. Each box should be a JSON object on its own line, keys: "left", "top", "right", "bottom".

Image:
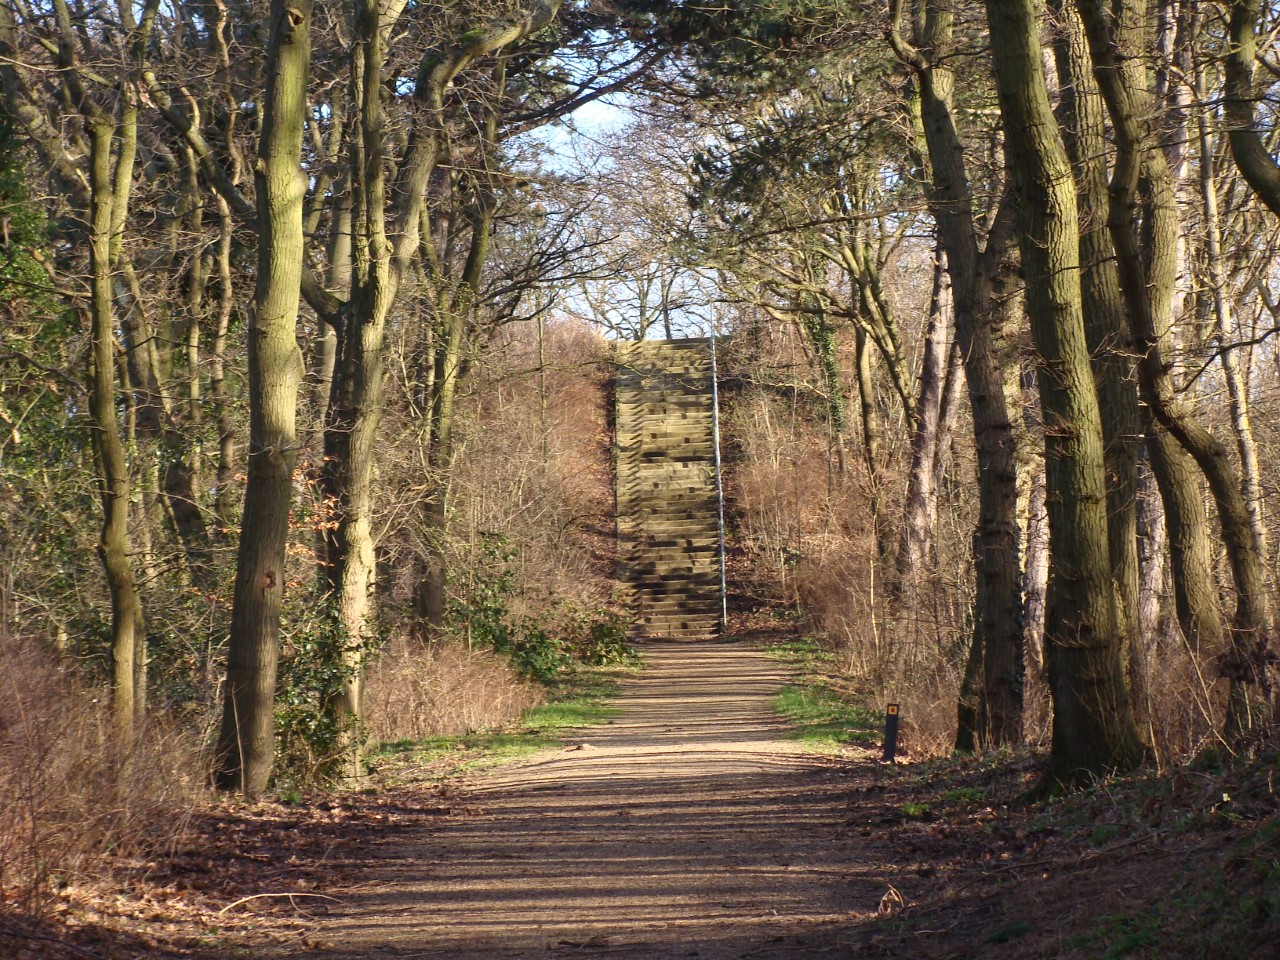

{"left": 709, "top": 334, "right": 728, "bottom": 631}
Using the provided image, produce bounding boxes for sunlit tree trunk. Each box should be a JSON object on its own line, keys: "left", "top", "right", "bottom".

{"left": 86, "top": 115, "right": 142, "bottom": 739}
{"left": 1194, "top": 91, "right": 1267, "bottom": 564}
{"left": 982, "top": 0, "right": 1143, "bottom": 784}
{"left": 1074, "top": 0, "right": 1275, "bottom": 740}
{"left": 214, "top": 0, "right": 313, "bottom": 796}
{"left": 316, "top": 0, "right": 397, "bottom": 774}
{"left": 890, "top": 0, "right": 1024, "bottom": 749}
{"left": 895, "top": 249, "right": 952, "bottom": 594}
{"left": 41, "top": 0, "right": 161, "bottom": 738}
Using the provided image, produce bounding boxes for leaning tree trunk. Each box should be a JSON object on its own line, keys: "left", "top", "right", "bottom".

{"left": 1225, "top": 0, "right": 1280, "bottom": 218}
{"left": 982, "top": 0, "right": 1144, "bottom": 785}
{"left": 214, "top": 0, "right": 313, "bottom": 796}
{"left": 1195, "top": 101, "right": 1268, "bottom": 563}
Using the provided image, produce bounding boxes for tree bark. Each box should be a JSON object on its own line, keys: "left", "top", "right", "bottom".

{"left": 1225, "top": 0, "right": 1280, "bottom": 217}
{"left": 894, "top": 249, "right": 952, "bottom": 594}
{"left": 982, "top": 0, "right": 1143, "bottom": 783}
{"left": 315, "top": 0, "right": 399, "bottom": 776}
{"left": 1074, "top": 0, "right": 1275, "bottom": 740}
{"left": 890, "top": 0, "right": 1024, "bottom": 749}
{"left": 214, "top": 0, "right": 313, "bottom": 796}
{"left": 1049, "top": 0, "right": 1145, "bottom": 713}
{"left": 1136, "top": 444, "right": 1175, "bottom": 649}
{"left": 1195, "top": 98, "right": 1268, "bottom": 563}
{"left": 86, "top": 115, "right": 143, "bottom": 739}
{"left": 43, "top": 0, "right": 160, "bottom": 739}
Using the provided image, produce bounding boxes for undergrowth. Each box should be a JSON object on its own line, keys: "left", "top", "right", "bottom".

{"left": 373, "top": 658, "right": 640, "bottom": 781}
{"left": 0, "top": 639, "right": 202, "bottom": 916}
{"left": 863, "top": 744, "right": 1280, "bottom": 959}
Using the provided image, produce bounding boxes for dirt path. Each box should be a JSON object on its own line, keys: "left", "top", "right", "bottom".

{"left": 287, "top": 641, "right": 891, "bottom": 959}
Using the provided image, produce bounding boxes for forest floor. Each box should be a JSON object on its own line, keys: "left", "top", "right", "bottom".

{"left": 4, "top": 631, "right": 1278, "bottom": 959}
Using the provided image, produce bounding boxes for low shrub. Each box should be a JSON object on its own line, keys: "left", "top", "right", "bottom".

{"left": 362, "top": 637, "right": 544, "bottom": 744}
{"left": 0, "top": 639, "right": 202, "bottom": 914}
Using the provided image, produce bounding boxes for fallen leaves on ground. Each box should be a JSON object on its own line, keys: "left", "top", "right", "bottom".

{"left": 2, "top": 780, "right": 459, "bottom": 958}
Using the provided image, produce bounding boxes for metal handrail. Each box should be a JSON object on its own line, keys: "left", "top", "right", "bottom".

{"left": 709, "top": 334, "right": 728, "bottom": 631}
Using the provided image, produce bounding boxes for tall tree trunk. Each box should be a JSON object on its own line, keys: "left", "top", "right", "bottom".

{"left": 952, "top": 274, "right": 1023, "bottom": 751}
{"left": 317, "top": 0, "right": 398, "bottom": 776}
{"left": 1195, "top": 102, "right": 1268, "bottom": 563}
{"left": 320, "top": 2, "right": 561, "bottom": 651}
{"left": 1074, "top": 0, "right": 1275, "bottom": 740}
{"left": 86, "top": 115, "right": 142, "bottom": 739}
{"left": 214, "top": 0, "right": 313, "bottom": 796}
{"left": 1049, "top": 1, "right": 1145, "bottom": 713}
{"left": 895, "top": 249, "right": 952, "bottom": 595}
{"left": 890, "top": 1, "right": 1024, "bottom": 749}
{"left": 982, "top": 0, "right": 1143, "bottom": 784}
{"left": 53, "top": 0, "right": 160, "bottom": 738}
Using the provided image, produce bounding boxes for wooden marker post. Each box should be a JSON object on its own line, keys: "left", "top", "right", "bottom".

{"left": 882, "top": 703, "right": 900, "bottom": 763}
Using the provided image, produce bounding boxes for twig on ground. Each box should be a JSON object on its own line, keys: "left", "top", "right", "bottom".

{"left": 217, "top": 892, "right": 344, "bottom": 915}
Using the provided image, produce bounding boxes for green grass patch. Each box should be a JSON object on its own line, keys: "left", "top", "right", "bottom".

{"left": 987, "top": 919, "right": 1031, "bottom": 944}
{"left": 772, "top": 684, "right": 878, "bottom": 753}
{"left": 375, "top": 660, "right": 639, "bottom": 779}
{"left": 520, "top": 697, "right": 617, "bottom": 733}
{"left": 763, "top": 635, "right": 835, "bottom": 665}
{"left": 1057, "top": 818, "right": 1280, "bottom": 960}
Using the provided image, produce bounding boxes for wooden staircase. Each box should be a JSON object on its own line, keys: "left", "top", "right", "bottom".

{"left": 614, "top": 338, "right": 723, "bottom": 640}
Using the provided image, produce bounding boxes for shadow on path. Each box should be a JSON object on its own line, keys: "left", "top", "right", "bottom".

{"left": 286, "top": 641, "right": 891, "bottom": 959}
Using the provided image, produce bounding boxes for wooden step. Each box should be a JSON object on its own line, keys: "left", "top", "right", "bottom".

{"left": 615, "top": 337, "right": 722, "bottom": 641}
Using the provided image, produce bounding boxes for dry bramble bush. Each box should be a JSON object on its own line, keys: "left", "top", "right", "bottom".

{"left": 363, "top": 639, "right": 544, "bottom": 744}
{"left": 718, "top": 316, "right": 979, "bottom": 758}
{"left": 0, "top": 639, "right": 201, "bottom": 915}
{"left": 362, "top": 318, "right": 620, "bottom": 742}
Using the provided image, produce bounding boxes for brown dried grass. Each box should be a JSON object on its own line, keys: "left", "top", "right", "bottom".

{"left": 362, "top": 637, "right": 544, "bottom": 743}
{"left": 723, "top": 344, "right": 972, "bottom": 759}
{"left": 1140, "top": 636, "right": 1228, "bottom": 767}
{"left": 0, "top": 639, "right": 202, "bottom": 913}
